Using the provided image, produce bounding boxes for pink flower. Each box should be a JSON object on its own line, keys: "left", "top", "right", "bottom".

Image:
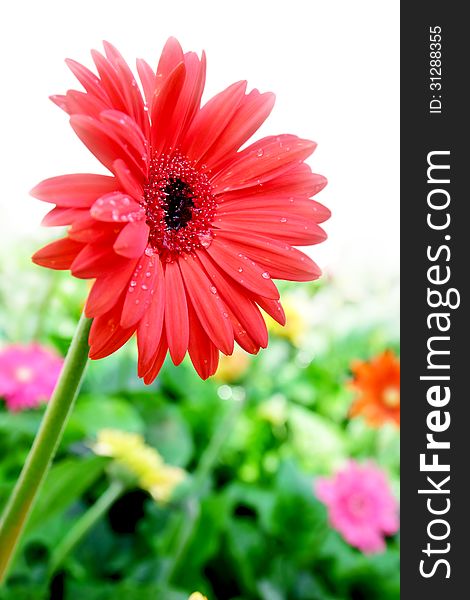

{"left": 0, "top": 344, "right": 63, "bottom": 412}
{"left": 315, "top": 460, "right": 399, "bottom": 554}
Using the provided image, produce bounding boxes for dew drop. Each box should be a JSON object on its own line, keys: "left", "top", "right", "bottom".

{"left": 256, "top": 148, "right": 264, "bottom": 157}
{"left": 130, "top": 280, "right": 137, "bottom": 287}
{"left": 280, "top": 217, "right": 287, "bottom": 223}
{"left": 210, "top": 286, "right": 217, "bottom": 294}
{"left": 145, "top": 247, "right": 154, "bottom": 257}
{"left": 222, "top": 312, "right": 228, "bottom": 318}
{"left": 198, "top": 233, "right": 212, "bottom": 248}
{"left": 238, "top": 267, "right": 243, "bottom": 273}
{"left": 261, "top": 272, "right": 270, "bottom": 279}
{"left": 141, "top": 284, "right": 148, "bottom": 290}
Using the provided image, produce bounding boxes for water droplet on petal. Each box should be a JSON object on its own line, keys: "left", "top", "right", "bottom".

{"left": 238, "top": 267, "right": 243, "bottom": 273}
{"left": 130, "top": 280, "right": 137, "bottom": 287}
{"left": 256, "top": 148, "right": 264, "bottom": 157}
{"left": 280, "top": 217, "right": 287, "bottom": 223}
{"left": 261, "top": 272, "right": 270, "bottom": 279}
{"left": 198, "top": 233, "right": 212, "bottom": 248}
{"left": 145, "top": 247, "right": 154, "bottom": 257}
{"left": 141, "top": 284, "right": 148, "bottom": 290}
{"left": 210, "top": 286, "right": 217, "bottom": 294}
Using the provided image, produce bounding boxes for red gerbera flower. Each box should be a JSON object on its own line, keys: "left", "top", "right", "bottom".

{"left": 31, "top": 39, "right": 330, "bottom": 382}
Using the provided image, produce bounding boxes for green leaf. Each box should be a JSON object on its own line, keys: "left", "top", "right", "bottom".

{"left": 68, "top": 395, "right": 145, "bottom": 438}
{"left": 26, "top": 455, "right": 107, "bottom": 532}
{"left": 287, "top": 406, "right": 346, "bottom": 473}
{"left": 143, "top": 405, "right": 194, "bottom": 467}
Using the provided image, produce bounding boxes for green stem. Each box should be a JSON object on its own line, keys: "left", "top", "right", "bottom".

{"left": 160, "top": 396, "right": 244, "bottom": 586}
{"left": 48, "top": 479, "right": 125, "bottom": 578}
{"left": 0, "top": 312, "right": 91, "bottom": 583}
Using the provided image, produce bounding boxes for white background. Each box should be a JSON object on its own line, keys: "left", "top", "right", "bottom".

{"left": 0, "top": 0, "right": 399, "bottom": 281}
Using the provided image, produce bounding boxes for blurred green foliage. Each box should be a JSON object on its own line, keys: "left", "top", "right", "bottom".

{"left": 0, "top": 241, "right": 399, "bottom": 599}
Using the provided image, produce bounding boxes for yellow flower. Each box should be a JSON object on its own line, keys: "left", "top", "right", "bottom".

{"left": 189, "top": 594, "right": 208, "bottom": 600}
{"left": 92, "top": 429, "right": 185, "bottom": 502}
{"left": 265, "top": 296, "right": 307, "bottom": 346}
{"left": 214, "top": 347, "right": 250, "bottom": 383}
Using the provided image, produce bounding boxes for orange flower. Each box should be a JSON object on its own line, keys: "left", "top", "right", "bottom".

{"left": 349, "top": 350, "right": 400, "bottom": 427}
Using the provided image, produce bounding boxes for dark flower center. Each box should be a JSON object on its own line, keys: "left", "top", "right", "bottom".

{"left": 142, "top": 153, "right": 216, "bottom": 256}
{"left": 163, "top": 178, "right": 195, "bottom": 231}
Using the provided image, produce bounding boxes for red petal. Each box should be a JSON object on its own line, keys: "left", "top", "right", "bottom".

{"left": 187, "top": 302, "right": 219, "bottom": 380}
{"left": 88, "top": 299, "right": 135, "bottom": 359}
{"left": 100, "top": 110, "right": 148, "bottom": 166}
{"left": 218, "top": 196, "right": 331, "bottom": 225}
{"left": 216, "top": 212, "right": 327, "bottom": 246}
{"left": 85, "top": 258, "right": 138, "bottom": 317}
{"left": 136, "top": 58, "right": 156, "bottom": 108}
{"left": 156, "top": 38, "right": 184, "bottom": 85}
{"left": 62, "top": 90, "right": 109, "bottom": 118}
{"left": 90, "top": 192, "right": 143, "bottom": 222}
{"left": 121, "top": 252, "right": 159, "bottom": 329}
{"left": 205, "top": 90, "right": 275, "bottom": 169}
{"left": 68, "top": 217, "right": 118, "bottom": 244}
{"left": 179, "top": 255, "right": 234, "bottom": 355}
{"left": 150, "top": 62, "right": 186, "bottom": 153}
{"left": 217, "top": 164, "right": 328, "bottom": 201}
{"left": 91, "top": 49, "right": 127, "bottom": 112}
{"left": 206, "top": 237, "right": 279, "bottom": 299}
{"left": 70, "top": 115, "right": 145, "bottom": 178}
{"left": 32, "top": 237, "right": 84, "bottom": 270}
{"left": 65, "top": 58, "right": 110, "bottom": 104}
{"left": 70, "top": 243, "right": 128, "bottom": 278}
{"left": 50, "top": 94, "right": 69, "bottom": 112}
{"left": 113, "top": 221, "right": 149, "bottom": 258}
{"left": 197, "top": 250, "right": 268, "bottom": 350}
{"left": 137, "top": 255, "right": 165, "bottom": 376}
{"left": 182, "top": 81, "right": 246, "bottom": 162}
{"left": 112, "top": 159, "right": 144, "bottom": 201}
{"left": 165, "top": 51, "right": 206, "bottom": 149}
{"left": 103, "top": 42, "right": 148, "bottom": 136}
{"left": 30, "top": 174, "right": 120, "bottom": 207}
{"left": 164, "top": 260, "right": 189, "bottom": 365}
{"left": 41, "top": 207, "right": 88, "bottom": 227}
{"left": 253, "top": 295, "right": 286, "bottom": 326}
{"left": 211, "top": 135, "right": 317, "bottom": 193}
{"left": 142, "top": 330, "right": 168, "bottom": 384}
{"left": 216, "top": 230, "right": 321, "bottom": 282}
